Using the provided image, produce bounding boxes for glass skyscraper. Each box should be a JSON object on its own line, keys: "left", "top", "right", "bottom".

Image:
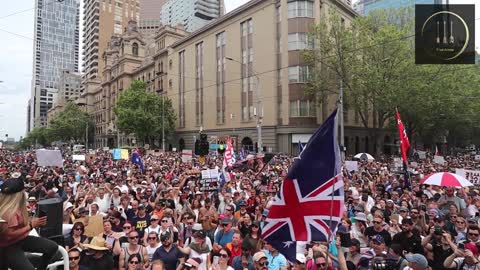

{"left": 28, "top": 0, "right": 80, "bottom": 131}
{"left": 354, "top": 0, "right": 446, "bottom": 15}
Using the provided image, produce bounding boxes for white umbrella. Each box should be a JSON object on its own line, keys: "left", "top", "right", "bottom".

{"left": 421, "top": 172, "right": 473, "bottom": 187}
{"left": 354, "top": 153, "right": 374, "bottom": 161}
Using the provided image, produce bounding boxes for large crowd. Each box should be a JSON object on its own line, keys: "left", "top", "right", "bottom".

{"left": 0, "top": 147, "right": 480, "bottom": 270}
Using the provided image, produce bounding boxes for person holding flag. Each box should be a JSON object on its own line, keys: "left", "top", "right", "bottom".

{"left": 396, "top": 108, "right": 411, "bottom": 189}
{"left": 131, "top": 149, "right": 144, "bottom": 173}
{"left": 261, "top": 110, "right": 344, "bottom": 262}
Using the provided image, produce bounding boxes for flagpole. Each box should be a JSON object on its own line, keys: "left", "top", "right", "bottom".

{"left": 328, "top": 109, "right": 341, "bottom": 245}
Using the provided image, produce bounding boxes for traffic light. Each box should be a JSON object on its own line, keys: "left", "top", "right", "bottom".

{"left": 217, "top": 141, "right": 225, "bottom": 155}
{"left": 196, "top": 133, "right": 209, "bottom": 156}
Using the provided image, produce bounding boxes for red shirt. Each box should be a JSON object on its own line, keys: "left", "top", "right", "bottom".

{"left": 226, "top": 243, "right": 242, "bottom": 265}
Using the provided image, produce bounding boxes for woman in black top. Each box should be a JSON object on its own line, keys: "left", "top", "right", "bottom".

{"left": 65, "top": 222, "right": 89, "bottom": 251}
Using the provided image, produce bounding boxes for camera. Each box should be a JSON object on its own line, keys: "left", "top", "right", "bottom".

{"left": 371, "top": 256, "right": 398, "bottom": 270}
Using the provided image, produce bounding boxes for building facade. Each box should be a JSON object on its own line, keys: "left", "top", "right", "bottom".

{"left": 59, "top": 70, "right": 83, "bottom": 102}
{"left": 160, "top": 0, "right": 225, "bottom": 32}
{"left": 93, "top": 0, "right": 392, "bottom": 155}
{"left": 82, "top": 0, "right": 141, "bottom": 81}
{"left": 28, "top": 0, "right": 80, "bottom": 132}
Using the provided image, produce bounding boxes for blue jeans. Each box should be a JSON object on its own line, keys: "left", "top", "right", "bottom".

{"left": 0, "top": 235, "right": 58, "bottom": 270}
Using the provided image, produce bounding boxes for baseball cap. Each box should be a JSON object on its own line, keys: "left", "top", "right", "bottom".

{"left": 221, "top": 217, "right": 232, "bottom": 224}
{"left": 138, "top": 204, "right": 145, "bottom": 209}
{"left": 151, "top": 214, "right": 159, "bottom": 220}
{"left": 194, "top": 230, "right": 206, "bottom": 239}
{"left": 402, "top": 217, "right": 414, "bottom": 225}
{"left": 355, "top": 212, "right": 367, "bottom": 222}
{"left": 239, "top": 201, "right": 247, "bottom": 206}
{"left": 253, "top": 251, "right": 267, "bottom": 262}
{"left": 371, "top": 234, "right": 385, "bottom": 244}
{"left": 405, "top": 254, "right": 428, "bottom": 269}
{"left": 399, "top": 207, "right": 409, "bottom": 212}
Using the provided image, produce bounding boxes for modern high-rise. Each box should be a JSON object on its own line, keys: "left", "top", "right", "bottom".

{"left": 28, "top": 0, "right": 80, "bottom": 132}
{"left": 354, "top": 0, "right": 446, "bottom": 15}
{"left": 160, "top": 0, "right": 225, "bottom": 32}
{"left": 82, "top": 0, "right": 141, "bottom": 81}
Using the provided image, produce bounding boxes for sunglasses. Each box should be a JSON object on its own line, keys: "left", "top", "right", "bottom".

{"left": 316, "top": 263, "right": 327, "bottom": 267}
{"left": 69, "top": 256, "right": 80, "bottom": 261}
{"left": 259, "top": 261, "right": 269, "bottom": 267}
{"left": 219, "top": 253, "right": 228, "bottom": 258}
{"left": 469, "top": 233, "right": 480, "bottom": 236}
{"left": 148, "top": 237, "right": 157, "bottom": 240}
{"left": 151, "top": 219, "right": 159, "bottom": 221}
{"left": 226, "top": 209, "right": 233, "bottom": 212}
{"left": 123, "top": 226, "right": 131, "bottom": 229}
{"left": 129, "top": 261, "right": 139, "bottom": 264}
{"left": 373, "top": 221, "right": 382, "bottom": 224}
{"left": 129, "top": 236, "right": 139, "bottom": 240}
{"left": 74, "top": 227, "right": 83, "bottom": 231}
{"left": 187, "top": 222, "right": 194, "bottom": 225}
{"left": 457, "top": 221, "right": 465, "bottom": 224}
{"left": 161, "top": 220, "right": 169, "bottom": 223}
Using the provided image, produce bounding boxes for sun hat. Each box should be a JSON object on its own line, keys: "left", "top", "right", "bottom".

{"left": 82, "top": 236, "right": 109, "bottom": 251}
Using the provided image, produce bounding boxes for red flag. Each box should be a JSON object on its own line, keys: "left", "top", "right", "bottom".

{"left": 396, "top": 109, "right": 410, "bottom": 163}
{"left": 435, "top": 145, "right": 440, "bottom": 156}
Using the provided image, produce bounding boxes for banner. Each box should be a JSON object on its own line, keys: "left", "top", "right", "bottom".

{"left": 417, "top": 151, "right": 426, "bottom": 160}
{"left": 181, "top": 149, "right": 193, "bottom": 163}
{"left": 345, "top": 161, "right": 358, "bottom": 172}
{"left": 456, "top": 168, "right": 480, "bottom": 185}
{"left": 393, "top": 158, "right": 403, "bottom": 168}
{"left": 396, "top": 109, "right": 410, "bottom": 163}
{"left": 72, "top": 155, "right": 85, "bottom": 161}
{"left": 120, "top": 149, "right": 129, "bottom": 160}
{"left": 36, "top": 149, "right": 63, "bottom": 167}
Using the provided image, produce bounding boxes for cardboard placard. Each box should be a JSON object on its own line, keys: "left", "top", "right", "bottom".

{"left": 434, "top": 156, "right": 445, "bottom": 165}
{"left": 36, "top": 149, "right": 63, "bottom": 167}
{"left": 72, "top": 154, "right": 85, "bottom": 161}
{"left": 83, "top": 215, "right": 104, "bottom": 237}
{"left": 181, "top": 149, "right": 193, "bottom": 163}
{"left": 345, "top": 161, "right": 358, "bottom": 172}
{"left": 456, "top": 168, "right": 480, "bottom": 185}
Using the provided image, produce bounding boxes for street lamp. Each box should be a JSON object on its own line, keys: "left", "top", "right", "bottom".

{"left": 76, "top": 101, "right": 94, "bottom": 150}
{"left": 225, "top": 57, "right": 263, "bottom": 153}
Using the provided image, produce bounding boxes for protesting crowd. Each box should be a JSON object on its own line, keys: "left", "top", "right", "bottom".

{"left": 1, "top": 146, "right": 480, "bottom": 270}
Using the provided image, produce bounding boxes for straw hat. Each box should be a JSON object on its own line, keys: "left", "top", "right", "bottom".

{"left": 82, "top": 236, "right": 109, "bottom": 251}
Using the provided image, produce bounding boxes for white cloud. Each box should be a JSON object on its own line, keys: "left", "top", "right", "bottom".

{"left": 225, "top": 0, "right": 252, "bottom": 12}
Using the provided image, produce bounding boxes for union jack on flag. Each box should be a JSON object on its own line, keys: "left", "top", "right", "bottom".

{"left": 262, "top": 110, "right": 344, "bottom": 261}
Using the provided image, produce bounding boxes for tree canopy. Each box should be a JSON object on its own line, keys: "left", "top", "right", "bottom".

{"left": 114, "top": 80, "right": 176, "bottom": 145}
{"left": 303, "top": 7, "right": 480, "bottom": 152}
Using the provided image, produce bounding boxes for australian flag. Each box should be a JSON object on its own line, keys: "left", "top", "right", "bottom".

{"left": 262, "top": 110, "right": 344, "bottom": 262}
{"left": 131, "top": 150, "right": 144, "bottom": 173}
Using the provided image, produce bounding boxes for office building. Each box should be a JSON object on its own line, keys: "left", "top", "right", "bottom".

{"left": 59, "top": 70, "right": 83, "bottom": 102}
{"left": 138, "top": 0, "right": 168, "bottom": 38}
{"left": 82, "top": 0, "right": 141, "bottom": 81}
{"left": 92, "top": 0, "right": 394, "bottom": 155}
{"left": 28, "top": 0, "right": 80, "bottom": 132}
{"left": 160, "top": 0, "right": 225, "bottom": 32}
{"left": 355, "top": 0, "right": 445, "bottom": 15}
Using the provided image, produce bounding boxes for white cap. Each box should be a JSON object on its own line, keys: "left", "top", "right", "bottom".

{"left": 296, "top": 253, "right": 306, "bottom": 264}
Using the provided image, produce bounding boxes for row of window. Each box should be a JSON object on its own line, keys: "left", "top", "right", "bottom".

{"left": 287, "top": 1, "right": 314, "bottom": 19}
{"left": 289, "top": 100, "right": 316, "bottom": 117}
{"left": 288, "top": 33, "right": 314, "bottom": 50}
{"left": 288, "top": 66, "right": 310, "bottom": 83}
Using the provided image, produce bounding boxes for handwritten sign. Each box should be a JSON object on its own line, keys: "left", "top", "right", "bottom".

{"left": 72, "top": 154, "right": 85, "bottom": 161}
{"left": 456, "top": 168, "right": 480, "bottom": 185}
{"left": 345, "top": 161, "right": 358, "bottom": 172}
{"left": 36, "top": 149, "right": 63, "bottom": 167}
{"left": 434, "top": 156, "right": 445, "bottom": 165}
{"left": 181, "top": 149, "right": 193, "bottom": 163}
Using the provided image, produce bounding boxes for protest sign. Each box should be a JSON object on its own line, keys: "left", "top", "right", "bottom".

{"left": 345, "top": 161, "right": 358, "bottom": 172}
{"left": 434, "top": 156, "right": 445, "bottom": 165}
{"left": 417, "top": 151, "right": 426, "bottom": 160}
{"left": 200, "top": 169, "right": 219, "bottom": 191}
{"left": 410, "top": 162, "right": 418, "bottom": 168}
{"left": 393, "top": 158, "right": 403, "bottom": 168}
{"left": 83, "top": 215, "right": 104, "bottom": 237}
{"left": 36, "top": 149, "right": 63, "bottom": 167}
{"left": 456, "top": 168, "right": 480, "bottom": 185}
{"left": 113, "top": 149, "right": 122, "bottom": 160}
{"left": 72, "top": 155, "right": 85, "bottom": 161}
{"left": 181, "top": 149, "right": 193, "bottom": 163}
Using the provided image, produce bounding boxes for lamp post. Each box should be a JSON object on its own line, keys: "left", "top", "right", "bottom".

{"left": 225, "top": 57, "right": 263, "bottom": 153}
{"left": 162, "top": 93, "right": 165, "bottom": 151}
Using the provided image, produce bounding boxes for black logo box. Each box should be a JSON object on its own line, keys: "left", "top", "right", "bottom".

{"left": 415, "top": 4, "right": 475, "bottom": 64}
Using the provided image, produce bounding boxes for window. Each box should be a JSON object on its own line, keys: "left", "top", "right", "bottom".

{"left": 132, "top": 42, "right": 138, "bottom": 56}
{"left": 287, "top": 1, "right": 314, "bottom": 18}
{"left": 288, "top": 66, "right": 310, "bottom": 83}
{"left": 288, "top": 33, "right": 314, "bottom": 50}
{"left": 290, "top": 100, "right": 316, "bottom": 117}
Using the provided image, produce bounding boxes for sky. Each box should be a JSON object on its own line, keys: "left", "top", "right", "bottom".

{"left": 0, "top": 0, "right": 477, "bottom": 141}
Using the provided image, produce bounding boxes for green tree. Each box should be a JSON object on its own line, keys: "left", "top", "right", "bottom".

{"left": 114, "top": 80, "right": 176, "bottom": 145}
{"left": 49, "top": 102, "right": 93, "bottom": 143}
{"left": 16, "top": 127, "right": 55, "bottom": 149}
{"left": 304, "top": 7, "right": 480, "bottom": 152}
